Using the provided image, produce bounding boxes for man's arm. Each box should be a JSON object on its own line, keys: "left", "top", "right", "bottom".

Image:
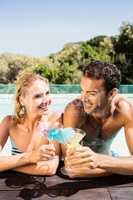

{"left": 62, "top": 99, "right": 109, "bottom": 177}
{"left": 64, "top": 146, "right": 133, "bottom": 178}
{"left": 65, "top": 101, "right": 133, "bottom": 178}
{"left": 64, "top": 166, "right": 110, "bottom": 178}
{"left": 96, "top": 100, "right": 133, "bottom": 175}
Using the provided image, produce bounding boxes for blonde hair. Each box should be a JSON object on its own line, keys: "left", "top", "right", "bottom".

{"left": 15, "top": 69, "right": 48, "bottom": 123}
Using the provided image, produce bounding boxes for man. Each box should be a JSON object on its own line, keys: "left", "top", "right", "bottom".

{"left": 62, "top": 60, "right": 133, "bottom": 178}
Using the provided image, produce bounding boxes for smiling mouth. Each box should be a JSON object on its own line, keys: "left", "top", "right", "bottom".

{"left": 84, "top": 102, "right": 93, "bottom": 107}
{"left": 84, "top": 104, "right": 94, "bottom": 112}
{"left": 84, "top": 107, "right": 92, "bottom": 111}
{"left": 39, "top": 106, "right": 48, "bottom": 111}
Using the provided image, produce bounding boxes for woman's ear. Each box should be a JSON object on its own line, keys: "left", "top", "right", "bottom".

{"left": 19, "top": 96, "right": 24, "bottom": 106}
{"left": 48, "top": 99, "right": 52, "bottom": 105}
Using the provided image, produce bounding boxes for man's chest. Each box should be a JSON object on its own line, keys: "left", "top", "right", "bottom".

{"left": 82, "top": 115, "right": 123, "bottom": 139}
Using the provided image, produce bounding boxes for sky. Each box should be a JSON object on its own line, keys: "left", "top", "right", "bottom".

{"left": 0, "top": 0, "right": 133, "bottom": 57}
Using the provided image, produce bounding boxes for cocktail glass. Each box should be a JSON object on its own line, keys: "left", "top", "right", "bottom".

{"left": 60, "top": 128, "right": 86, "bottom": 176}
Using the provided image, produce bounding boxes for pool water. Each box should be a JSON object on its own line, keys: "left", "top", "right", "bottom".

{"left": 0, "top": 94, "right": 132, "bottom": 156}
{"left": 0, "top": 94, "right": 77, "bottom": 155}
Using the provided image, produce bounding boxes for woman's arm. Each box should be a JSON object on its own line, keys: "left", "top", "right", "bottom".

{"left": 13, "top": 141, "right": 60, "bottom": 175}
{"left": 13, "top": 130, "right": 60, "bottom": 175}
{"left": 14, "top": 155, "right": 59, "bottom": 175}
{"left": 0, "top": 143, "right": 55, "bottom": 172}
{"left": 0, "top": 116, "right": 52, "bottom": 172}
{"left": 0, "top": 151, "right": 35, "bottom": 172}
{"left": 13, "top": 140, "right": 60, "bottom": 175}
{"left": 0, "top": 116, "right": 60, "bottom": 175}
{"left": 0, "top": 116, "right": 11, "bottom": 150}
{"left": 0, "top": 116, "right": 32, "bottom": 171}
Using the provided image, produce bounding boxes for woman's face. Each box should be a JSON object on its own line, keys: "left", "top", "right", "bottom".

{"left": 21, "top": 79, "right": 51, "bottom": 117}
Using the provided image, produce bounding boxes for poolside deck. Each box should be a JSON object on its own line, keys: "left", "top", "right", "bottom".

{"left": 1, "top": 168, "right": 133, "bottom": 200}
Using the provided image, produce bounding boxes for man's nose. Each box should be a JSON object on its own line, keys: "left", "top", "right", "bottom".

{"left": 81, "top": 92, "right": 87, "bottom": 99}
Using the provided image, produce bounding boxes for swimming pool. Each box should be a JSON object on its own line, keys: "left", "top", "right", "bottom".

{"left": 0, "top": 93, "right": 132, "bottom": 156}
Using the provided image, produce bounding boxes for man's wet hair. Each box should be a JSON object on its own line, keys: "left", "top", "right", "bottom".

{"left": 82, "top": 60, "right": 121, "bottom": 93}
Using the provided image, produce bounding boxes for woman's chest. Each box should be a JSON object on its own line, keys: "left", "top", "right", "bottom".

{"left": 9, "top": 126, "right": 48, "bottom": 152}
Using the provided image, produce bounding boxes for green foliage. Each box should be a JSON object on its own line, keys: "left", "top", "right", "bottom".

{"left": 81, "top": 43, "right": 111, "bottom": 63}
{"left": 0, "top": 22, "right": 133, "bottom": 84}
{"left": 34, "top": 64, "right": 60, "bottom": 83}
{"left": 114, "top": 22, "right": 133, "bottom": 84}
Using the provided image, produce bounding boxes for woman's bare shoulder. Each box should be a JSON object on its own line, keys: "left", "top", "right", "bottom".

{"left": 1, "top": 115, "right": 15, "bottom": 127}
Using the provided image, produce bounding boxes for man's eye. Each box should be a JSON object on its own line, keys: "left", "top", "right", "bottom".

{"left": 86, "top": 92, "right": 97, "bottom": 97}
{"left": 89, "top": 92, "right": 97, "bottom": 96}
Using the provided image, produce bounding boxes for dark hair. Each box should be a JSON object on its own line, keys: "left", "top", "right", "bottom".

{"left": 82, "top": 60, "right": 121, "bottom": 93}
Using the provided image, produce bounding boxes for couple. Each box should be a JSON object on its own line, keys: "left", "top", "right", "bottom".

{"left": 0, "top": 60, "right": 133, "bottom": 178}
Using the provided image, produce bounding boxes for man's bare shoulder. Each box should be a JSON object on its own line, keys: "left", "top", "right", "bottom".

{"left": 48, "top": 112, "right": 63, "bottom": 127}
{"left": 65, "top": 98, "right": 84, "bottom": 111}
{"left": 115, "top": 98, "right": 133, "bottom": 120}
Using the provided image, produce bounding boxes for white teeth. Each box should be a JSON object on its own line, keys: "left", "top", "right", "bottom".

{"left": 43, "top": 110, "right": 48, "bottom": 115}
{"left": 39, "top": 107, "right": 48, "bottom": 112}
{"left": 84, "top": 104, "right": 91, "bottom": 106}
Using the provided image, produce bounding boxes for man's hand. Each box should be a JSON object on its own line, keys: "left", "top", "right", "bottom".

{"left": 65, "top": 145, "right": 112, "bottom": 169}
{"left": 64, "top": 146, "right": 112, "bottom": 178}
{"left": 65, "top": 146, "right": 95, "bottom": 168}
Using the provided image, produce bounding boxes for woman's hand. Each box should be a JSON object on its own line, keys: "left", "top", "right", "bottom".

{"left": 37, "top": 155, "right": 59, "bottom": 175}
{"left": 28, "top": 144, "right": 56, "bottom": 164}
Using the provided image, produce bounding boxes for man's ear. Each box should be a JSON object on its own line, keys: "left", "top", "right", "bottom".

{"left": 108, "top": 88, "right": 119, "bottom": 102}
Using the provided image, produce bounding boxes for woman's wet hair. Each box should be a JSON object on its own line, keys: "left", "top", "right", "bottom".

{"left": 15, "top": 69, "right": 48, "bottom": 123}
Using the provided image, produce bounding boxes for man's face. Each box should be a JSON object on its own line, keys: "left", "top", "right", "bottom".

{"left": 80, "top": 76, "right": 108, "bottom": 115}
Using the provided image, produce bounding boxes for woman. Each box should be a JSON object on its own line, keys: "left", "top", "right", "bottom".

{"left": 0, "top": 70, "right": 61, "bottom": 175}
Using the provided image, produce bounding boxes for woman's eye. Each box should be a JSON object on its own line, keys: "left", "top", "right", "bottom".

{"left": 46, "top": 91, "right": 50, "bottom": 95}
{"left": 35, "top": 94, "right": 42, "bottom": 98}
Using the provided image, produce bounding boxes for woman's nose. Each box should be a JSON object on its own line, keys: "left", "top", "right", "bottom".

{"left": 44, "top": 95, "right": 51, "bottom": 105}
